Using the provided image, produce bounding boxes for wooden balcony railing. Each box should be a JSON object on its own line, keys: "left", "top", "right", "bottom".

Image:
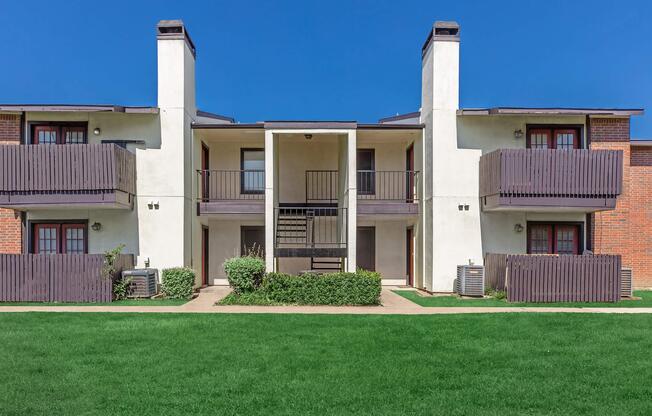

{"left": 479, "top": 149, "right": 622, "bottom": 210}
{"left": 0, "top": 144, "right": 136, "bottom": 209}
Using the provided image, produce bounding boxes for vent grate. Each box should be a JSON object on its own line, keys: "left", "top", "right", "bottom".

{"left": 456, "top": 265, "right": 484, "bottom": 297}
{"left": 621, "top": 267, "right": 633, "bottom": 298}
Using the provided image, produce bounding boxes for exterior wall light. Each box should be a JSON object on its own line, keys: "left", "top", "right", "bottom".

{"left": 513, "top": 129, "right": 524, "bottom": 139}
{"left": 304, "top": 134, "right": 313, "bottom": 140}
{"left": 514, "top": 223, "right": 524, "bottom": 233}
{"left": 93, "top": 128, "right": 101, "bottom": 135}
{"left": 91, "top": 222, "right": 103, "bottom": 232}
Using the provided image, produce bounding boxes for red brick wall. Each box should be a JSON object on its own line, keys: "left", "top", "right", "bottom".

{"left": 590, "top": 116, "right": 652, "bottom": 288}
{"left": 629, "top": 146, "right": 652, "bottom": 288}
{"left": 589, "top": 117, "right": 630, "bottom": 142}
{"left": 0, "top": 113, "right": 22, "bottom": 254}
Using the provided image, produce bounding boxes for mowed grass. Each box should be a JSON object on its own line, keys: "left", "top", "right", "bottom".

{"left": 1, "top": 313, "right": 651, "bottom": 415}
{"left": 395, "top": 290, "right": 652, "bottom": 308}
{"left": 0, "top": 298, "right": 188, "bottom": 307}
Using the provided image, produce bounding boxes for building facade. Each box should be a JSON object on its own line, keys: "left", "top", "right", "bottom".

{"left": 0, "top": 20, "right": 648, "bottom": 290}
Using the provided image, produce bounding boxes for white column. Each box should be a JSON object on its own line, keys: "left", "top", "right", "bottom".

{"left": 346, "top": 130, "right": 357, "bottom": 271}
{"left": 264, "top": 130, "right": 275, "bottom": 272}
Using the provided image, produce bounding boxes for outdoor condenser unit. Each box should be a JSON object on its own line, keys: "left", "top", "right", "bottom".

{"left": 455, "top": 265, "right": 485, "bottom": 297}
{"left": 122, "top": 268, "right": 159, "bottom": 298}
{"left": 621, "top": 267, "right": 633, "bottom": 298}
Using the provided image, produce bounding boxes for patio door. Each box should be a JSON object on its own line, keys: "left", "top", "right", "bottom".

{"left": 527, "top": 128, "right": 580, "bottom": 149}
{"left": 406, "top": 227, "right": 414, "bottom": 286}
{"left": 356, "top": 227, "right": 375, "bottom": 271}
{"left": 406, "top": 144, "right": 414, "bottom": 202}
{"left": 527, "top": 223, "right": 581, "bottom": 255}
{"left": 241, "top": 226, "right": 265, "bottom": 257}
{"left": 201, "top": 226, "right": 209, "bottom": 286}
{"left": 201, "top": 143, "right": 210, "bottom": 201}
{"left": 32, "top": 222, "right": 87, "bottom": 254}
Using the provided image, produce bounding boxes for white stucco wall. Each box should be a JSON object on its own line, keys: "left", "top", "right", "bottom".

{"left": 208, "top": 218, "right": 264, "bottom": 283}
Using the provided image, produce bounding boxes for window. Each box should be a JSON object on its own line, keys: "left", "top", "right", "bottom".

{"left": 30, "top": 123, "right": 87, "bottom": 144}
{"left": 32, "top": 222, "right": 87, "bottom": 254}
{"left": 527, "top": 223, "right": 581, "bottom": 255}
{"left": 357, "top": 149, "right": 375, "bottom": 195}
{"left": 527, "top": 127, "right": 580, "bottom": 150}
{"left": 240, "top": 148, "right": 264, "bottom": 194}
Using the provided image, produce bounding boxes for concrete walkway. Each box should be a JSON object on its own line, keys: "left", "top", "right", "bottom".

{"left": 0, "top": 286, "right": 651, "bottom": 314}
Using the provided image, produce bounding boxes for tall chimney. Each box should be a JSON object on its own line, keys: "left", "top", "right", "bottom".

{"left": 157, "top": 20, "right": 196, "bottom": 113}
{"left": 421, "top": 21, "right": 459, "bottom": 145}
{"left": 139, "top": 20, "right": 197, "bottom": 273}
{"left": 419, "top": 21, "right": 482, "bottom": 293}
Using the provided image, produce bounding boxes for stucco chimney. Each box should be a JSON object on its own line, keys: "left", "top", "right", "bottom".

{"left": 421, "top": 21, "right": 460, "bottom": 119}
{"left": 156, "top": 20, "right": 196, "bottom": 113}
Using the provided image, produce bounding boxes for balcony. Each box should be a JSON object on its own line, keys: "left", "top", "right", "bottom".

{"left": 479, "top": 149, "right": 622, "bottom": 211}
{"left": 196, "top": 170, "right": 265, "bottom": 215}
{"left": 306, "top": 170, "right": 419, "bottom": 215}
{"left": 274, "top": 207, "right": 348, "bottom": 258}
{"left": 0, "top": 144, "right": 136, "bottom": 209}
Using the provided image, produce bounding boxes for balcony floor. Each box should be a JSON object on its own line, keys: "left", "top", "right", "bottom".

{"left": 0, "top": 191, "right": 133, "bottom": 210}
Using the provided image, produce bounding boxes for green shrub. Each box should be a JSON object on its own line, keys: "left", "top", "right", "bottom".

{"left": 224, "top": 256, "right": 266, "bottom": 293}
{"left": 161, "top": 267, "right": 195, "bottom": 299}
{"left": 262, "top": 270, "right": 382, "bottom": 305}
{"left": 218, "top": 291, "right": 280, "bottom": 306}
{"left": 113, "top": 276, "right": 133, "bottom": 300}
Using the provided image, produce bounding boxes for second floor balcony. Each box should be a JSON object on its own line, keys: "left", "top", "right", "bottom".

{"left": 479, "top": 149, "right": 623, "bottom": 211}
{"left": 0, "top": 144, "right": 136, "bottom": 210}
{"left": 196, "top": 169, "right": 419, "bottom": 215}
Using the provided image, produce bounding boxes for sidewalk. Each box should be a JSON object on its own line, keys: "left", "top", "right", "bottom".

{"left": 1, "top": 286, "right": 651, "bottom": 314}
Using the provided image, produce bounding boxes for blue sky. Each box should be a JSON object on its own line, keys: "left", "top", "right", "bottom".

{"left": 1, "top": 0, "right": 650, "bottom": 137}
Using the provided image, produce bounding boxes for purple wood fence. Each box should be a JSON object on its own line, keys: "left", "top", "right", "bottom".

{"left": 0, "top": 144, "right": 136, "bottom": 195}
{"left": 0, "top": 254, "right": 134, "bottom": 303}
{"left": 479, "top": 149, "right": 622, "bottom": 199}
{"left": 484, "top": 253, "right": 621, "bottom": 303}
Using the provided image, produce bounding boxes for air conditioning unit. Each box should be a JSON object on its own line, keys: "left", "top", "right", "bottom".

{"left": 621, "top": 267, "right": 633, "bottom": 298}
{"left": 456, "top": 265, "right": 485, "bottom": 297}
{"left": 122, "top": 268, "right": 159, "bottom": 298}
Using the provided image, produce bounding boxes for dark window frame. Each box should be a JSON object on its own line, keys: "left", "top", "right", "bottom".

{"left": 526, "top": 221, "right": 584, "bottom": 255}
{"left": 526, "top": 124, "right": 584, "bottom": 150}
{"left": 28, "top": 122, "right": 88, "bottom": 145}
{"left": 356, "top": 148, "right": 376, "bottom": 196}
{"left": 29, "top": 220, "right": 89, "bottom": 254}
{"left": 240, "top": 148, "right": 265, "bottom": 195}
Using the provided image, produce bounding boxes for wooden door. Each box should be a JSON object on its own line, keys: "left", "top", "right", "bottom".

{"left": 356, "top": 227, "right": 375, "bottom": 271}
{"left": 202, "top": 227, "right": 209, "bottom": 286}
{"left": 32, "top": 126, "right": 59, "bottom": 144}
{"left": 527, "top": 129, "right": 553, "bottom": 149}
{"left": 406, "top": 144, "right": 414, "bottom": 202}
{"left": 201, "top": 143, "right": 210, "bottom": 201}
{"left": 406, "top": 227, "right": 414, "bottom": 286}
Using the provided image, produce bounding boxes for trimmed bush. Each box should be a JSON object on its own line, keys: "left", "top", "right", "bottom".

{"left": 224, "top": 256, "right": 265, "bottom": 293}
{"left": 161, "top": 267, "right": 195, "bottom": 299}
{"left": 262, "top": 270, "right": 382, "bottom": 305}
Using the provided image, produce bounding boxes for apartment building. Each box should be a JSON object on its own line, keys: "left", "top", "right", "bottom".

{"left": 0, "top": 20, "right": 647, "bottom": 291}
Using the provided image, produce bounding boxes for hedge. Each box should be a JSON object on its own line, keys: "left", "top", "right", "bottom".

{"left": 223, "top": 256, "right": 265, "bottom": 293}
{"left": 161, "top": 267, "right": 195, "bottom": 299}
{"left": 262, "top": 270, "right": 382, "bottom": 305}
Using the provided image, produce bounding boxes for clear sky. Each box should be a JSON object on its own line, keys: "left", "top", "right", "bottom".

{"left": 1, "top": 0, "right": 650, "bottom": 137}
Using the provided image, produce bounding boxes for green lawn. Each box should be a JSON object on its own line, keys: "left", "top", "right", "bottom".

{"left": 0, "top": 298, "right": 188, "bottom": 307}
{"left": 395, "top": 290, "right": 652, "bottom": 308}
{"left": 1, "top": 313, "right": 651, "bottom": 415}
